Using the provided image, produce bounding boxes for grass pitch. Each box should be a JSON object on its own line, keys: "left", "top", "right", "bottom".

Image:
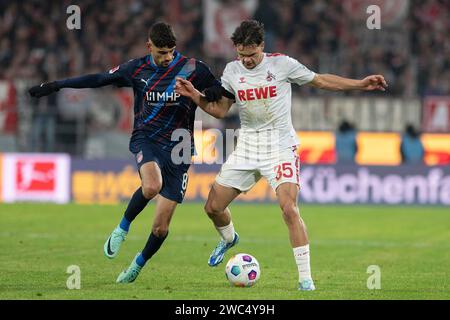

{"left": 0, "top": 202, "right": 449, "bottom": 300}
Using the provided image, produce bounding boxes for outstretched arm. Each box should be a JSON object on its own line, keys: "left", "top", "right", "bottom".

{"left": 309, "top": 74, "right": 388, "bottom": 91}
{"left": 29, "top": 72, "right": 124, "bottom": 98}
{"left": 57, "top": 72, "right": 123, "bottom": 88}
{"left": 175, "top": 77, "right": 233, "bottom": 119}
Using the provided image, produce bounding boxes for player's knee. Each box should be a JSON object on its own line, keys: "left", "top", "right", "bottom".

{"left": 142, "top": 184, "right": 161, "bottom": 199}
{"left": 204, "top": 202, "right": 214, "bottom": 216}
{"left": 152, "top": 225, "right": 169, "bottom": 238}
{"left": 204, "top": 200, "right": 221, "bottom": 217}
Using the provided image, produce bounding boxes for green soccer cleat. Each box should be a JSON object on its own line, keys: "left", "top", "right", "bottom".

{"left": 116, "top": 253, "right": 143, "bottom": 283}
{"left": 104, "top": 226, "right": 127, "bottom": 259}
{"left": 298, "top": 279, "right": 316, "bottom": 291}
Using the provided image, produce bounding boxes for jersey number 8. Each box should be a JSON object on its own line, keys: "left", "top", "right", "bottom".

{"left": 181, "top": 173, "right": 189, "bottom": 194}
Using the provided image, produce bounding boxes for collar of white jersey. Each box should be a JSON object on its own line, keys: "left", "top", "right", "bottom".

{"left": 239, "top": 52, "right": 267, "bottom": 71}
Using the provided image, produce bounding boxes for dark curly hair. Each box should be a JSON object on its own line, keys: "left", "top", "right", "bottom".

{"left": 231, "top": 20, "right": 265, "bottom": 46}
{"left": 148, "top": 22, "right": 176, "bottom": 48}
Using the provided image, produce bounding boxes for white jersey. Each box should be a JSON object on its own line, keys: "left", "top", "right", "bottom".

{"left": 221, "top": 53, "right": 315, "bottom": 153}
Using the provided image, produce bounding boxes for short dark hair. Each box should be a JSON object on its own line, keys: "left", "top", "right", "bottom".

{"left": 405, "top": 124, "right": 420, "bottom": 138}
{"left": 231, "top": 20, "right": 265, "bottom": 46}
{"left": 148, "top": 22, "right": 176, "bottom": 48}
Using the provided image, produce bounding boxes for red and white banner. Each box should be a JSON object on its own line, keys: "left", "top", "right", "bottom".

{"left": 203, "top": 0, "right": 257, "bottom": 58}
{"left": 1, "top": 153, "right": 71, "bottom": 203}
{"left": 0, "top": 80, "right": 17, "bottom": 133}
{"left": 422, "top": 96, "right": 450, "bottom": 132}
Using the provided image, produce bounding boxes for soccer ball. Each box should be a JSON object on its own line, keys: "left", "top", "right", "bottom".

{"left": 225, "top": 253, "right": 260, "bottom": 287}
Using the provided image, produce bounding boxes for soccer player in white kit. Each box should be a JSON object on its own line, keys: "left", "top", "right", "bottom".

{"left": 175, "top": 20, "right": 387, "bottom": 291}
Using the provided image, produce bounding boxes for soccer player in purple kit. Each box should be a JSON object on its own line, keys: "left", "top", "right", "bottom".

{"left": 29, "top": 22, "right": 223, "bottom": 283}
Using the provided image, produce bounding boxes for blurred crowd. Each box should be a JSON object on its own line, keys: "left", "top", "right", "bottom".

{"left": 256, "top": 0, "right": 450, "bottom": 97}
{"left": 0, "top": 0, "right": 449, "bottom": 97}
{"left": 0, "top": 0, "right": 201, "bottom": 80}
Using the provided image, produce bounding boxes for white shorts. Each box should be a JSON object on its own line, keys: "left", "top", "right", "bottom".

{"left": 216, "top": 145, "right": 300, "bottom": 192}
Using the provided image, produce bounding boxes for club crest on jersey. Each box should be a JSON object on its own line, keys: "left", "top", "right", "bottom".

{"left": 109, "top": 66, "right": 120, "bottom": 74}
{"left": 266, "top": 70, "right": 276, "bottom": 82}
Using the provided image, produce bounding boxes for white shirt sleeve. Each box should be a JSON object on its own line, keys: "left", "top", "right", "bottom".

{"left": 285, "top": 56, "right": 316, "bottom": 86}
{"left": 220, "top": 63, "right": 234, "bottom": 94}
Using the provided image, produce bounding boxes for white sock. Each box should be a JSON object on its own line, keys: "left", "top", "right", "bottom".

{"left": 293, "top": 244, "right": 312, "bottom": 282}
{"left": 215, "top": 221, "right": 235, "bottom": 243}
